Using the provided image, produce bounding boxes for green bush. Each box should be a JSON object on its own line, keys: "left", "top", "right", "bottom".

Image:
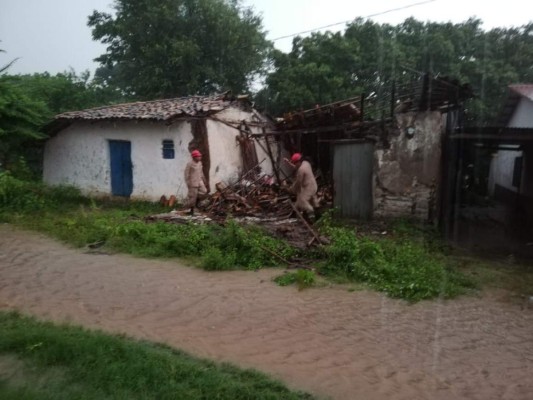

{"left": 319, "top": 226, "right": 474, "bottom": 301}
{"left": 0, "top": 172, "right": 86, "bottom": 216}
{"left": 207, "top": 220, "right": 295, "bottom": 270}
{"left": 202, "top": 247, "right": 238, "bottom": 271}
{"left": 0, "top": 172, "right": 43, "bottom": 212}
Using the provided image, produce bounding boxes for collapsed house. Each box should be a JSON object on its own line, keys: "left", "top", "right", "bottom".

{"left": 257, "top": 74, "right": 474, "bottom": 223}
{"left": 43, "top": 93, "right": 278, "bottom": 201}
{"left": 43, "top": 76, "right": 477, "bottom": 231}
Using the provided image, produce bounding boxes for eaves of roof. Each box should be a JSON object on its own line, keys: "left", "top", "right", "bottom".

{"left": 509, "top": 84, "right": 533, "bottom": 102}
{"left": 44, "top": 93, "right": 253, "bottom": 135}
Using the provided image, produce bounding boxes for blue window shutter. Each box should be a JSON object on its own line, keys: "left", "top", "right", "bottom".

{"left": 162, "top": 140, "right": 175, "bottom": 159}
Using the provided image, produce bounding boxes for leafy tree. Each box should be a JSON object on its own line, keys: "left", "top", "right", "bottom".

{"left": 258, "top": 18, "right": 533, "bottom": 124}
{"left": 256, "top": 32, "right": 363, "bottom": 115}
{"left": 7, "top": 70, "right": 127, "bottom": 115}
{"left": 0, "top": 49, "right": 124, "bottom": 177}
{"left": 88, "top": 0, "right": 271, "bottom": 99}
{"left": 0, "top": 73, "right": 48, "bottom": 177}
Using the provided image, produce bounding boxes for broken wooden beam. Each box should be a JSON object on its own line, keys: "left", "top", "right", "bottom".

{"left": 289, "top": 202, "right": 322, "bottom": 246}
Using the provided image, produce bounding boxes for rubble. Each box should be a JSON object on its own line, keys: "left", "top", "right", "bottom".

{"left": 147, "top": 172, "right": 333, "bottom": 250}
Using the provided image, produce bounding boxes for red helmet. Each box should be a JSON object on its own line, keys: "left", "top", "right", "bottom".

{"left": 290, "top": 153, "right": 302, "bottom": 163}
{"left": 191, "top": 150, "right": 202, "bottom": 158}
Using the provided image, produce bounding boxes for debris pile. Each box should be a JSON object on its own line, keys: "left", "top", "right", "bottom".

{"left": 147, "top": 172, "right": 332, "bottom": 249}
{"left": 206, "top": 176, "right": 293, "bottom": 219}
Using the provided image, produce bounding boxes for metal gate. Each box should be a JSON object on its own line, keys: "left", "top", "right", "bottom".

{"left": 332, "top": 141, "right": 374, "bottom": 219}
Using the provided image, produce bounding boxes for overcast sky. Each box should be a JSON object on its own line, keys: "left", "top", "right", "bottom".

{"left": 1, "top": 0, "right": 532, "bottom": 76}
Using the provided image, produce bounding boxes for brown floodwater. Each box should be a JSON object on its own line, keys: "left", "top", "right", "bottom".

{"left": 0, "top": 224, "right": 532, "bottom": 400}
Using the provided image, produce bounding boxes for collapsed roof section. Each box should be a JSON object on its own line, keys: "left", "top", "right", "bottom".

{"left": 273, "top": 74, "right": 474, "bottom": 134}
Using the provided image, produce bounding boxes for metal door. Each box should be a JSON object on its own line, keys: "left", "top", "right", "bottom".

{"left": 333, "top": 141, "right": 374, "bottom": 219}
{"left": 109, "top": 140, "right": 133, "bottom": 197}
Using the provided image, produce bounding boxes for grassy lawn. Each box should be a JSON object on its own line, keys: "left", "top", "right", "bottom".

{"left": 0, "top": 311, "right": 314, "bottom": 400}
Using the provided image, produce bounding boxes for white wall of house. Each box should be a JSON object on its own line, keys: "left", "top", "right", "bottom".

{"left": 488, "top": 150, "right": 521, "bottom": 195}
{"left": 43, "top": 107, "right": 277, "bottom": 201}
{"left": 43, "top": 120, "right": 194, "bottom": 200}
{"left": 488, "top": 96, "right": 533, "bottom": 195}
{"left": 508, "top": 97, "right": 533, "bottom": 128}
{"left": 208, "top": 108, "right": 276, "bottom": 186}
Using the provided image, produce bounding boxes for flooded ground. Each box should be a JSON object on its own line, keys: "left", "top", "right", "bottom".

{"left": 0, "top": 224, "right": 532, "bottom": 400}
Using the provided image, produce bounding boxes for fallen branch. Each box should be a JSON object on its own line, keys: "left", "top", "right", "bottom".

{"left": 259, "top": 245, "right": 291, "bottom": 265}
{"left": 289, "top": 202, "right": 322, "bottom": 246}
{"left": 259, "top": 245, "right": 314, "bottom": 271}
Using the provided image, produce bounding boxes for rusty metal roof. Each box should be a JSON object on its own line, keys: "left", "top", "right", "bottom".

{"left": 55, "top": 93, "right": 241, "bottom": 122}
{"left": 509, "top": 84, "right": 533, "bottom": 102}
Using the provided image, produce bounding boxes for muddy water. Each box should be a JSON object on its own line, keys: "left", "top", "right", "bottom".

{"left": 0, "top": 224, "right": 532, "bottom": 400}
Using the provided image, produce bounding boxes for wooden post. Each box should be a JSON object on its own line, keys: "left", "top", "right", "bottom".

{"left": 262, "top": 128, "right": 281, "bottom": 184}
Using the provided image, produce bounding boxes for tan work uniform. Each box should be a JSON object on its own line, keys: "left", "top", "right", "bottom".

{"left": 291, "top": 160, "right": 319, "bottom": 212}
{"left": 184, "top": 160, "right": 207, "bottom": 208}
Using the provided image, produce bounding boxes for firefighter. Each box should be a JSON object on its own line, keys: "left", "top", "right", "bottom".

{"left": 286, "top": 153, "right": 319, "bottom": 222}
{"left": 184, "top": 149, "right": 208, "bottom": 215}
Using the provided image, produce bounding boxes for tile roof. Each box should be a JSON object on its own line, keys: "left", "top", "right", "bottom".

{"left": 55, "top": 93, "right": 240, "bottom": 122}
{"left": 509, "top": 84, "right": 533, "bottom": 102}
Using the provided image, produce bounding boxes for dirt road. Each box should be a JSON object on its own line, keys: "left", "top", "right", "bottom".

{"left": 1, "top": 224, "right": 532, "bottom": 400}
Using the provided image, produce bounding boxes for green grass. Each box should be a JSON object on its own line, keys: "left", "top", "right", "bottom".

{"left": 0, "top": 311, "right": 314, "bottom": 400}
{"left": 273, "top": 270, "right": 316, "bottom": 290}
{"left": 314, "top": 220, "right": 477, "bottom": 302}
{"left": 0, "top": 173, "right": 295, "bottom": 271}
{"left": 0, "top": 174, "right": 479, "bottom": 301}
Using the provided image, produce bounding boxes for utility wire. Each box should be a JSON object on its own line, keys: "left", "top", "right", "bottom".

{"left": 271, "top": 0, "right": 438, "bottom": 42}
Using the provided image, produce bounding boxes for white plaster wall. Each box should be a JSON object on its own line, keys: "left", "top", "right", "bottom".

{"left": 487, "top": 97, "right": 532, "bottom": 194}
{"left": 207, "top": 108, "right": 276, "bottom": 187}
{"left": 206, "top": 117, "right": 242, "bottom": 186}
{"left": 508, "top": 97, "right": 533, "bottom": 128}
{"left": 43, "top": 108, "right": 276, "bottom": 201}
{"left": 488, "top": 149, "right": 520, "bottom": 194}
{"left": 43, "top": 120, "right": 194, "bottom": 201}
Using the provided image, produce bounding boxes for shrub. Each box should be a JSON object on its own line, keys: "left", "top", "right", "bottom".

{"left": 0, "top": 172, "right": 43, "bottom": 212}
{"left": 0, "top": 172, "right": 86, "bottom": 216}
{"left": 202, "top": 247, "right": 237, "bottom": 271}
{"left": 274, "top": 270, "right": 316, "bottom": 290}
{"left": 208, "top": 220, "right": 295, "bottom": 270}
{"left": 318, "top": 226, "right": 474, "bottom": 301}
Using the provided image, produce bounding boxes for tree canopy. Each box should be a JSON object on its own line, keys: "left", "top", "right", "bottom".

{"left": 0, "top": 63, "right": 125, "bottom": 176}
{"left": 257, "top": 18, "right": 533, "bottom": 124}
{"left": 0, "top": 50, "right": 48, "bottom": 175}
{"left": 88, "top": 0, "right": 271, "bottom": 99}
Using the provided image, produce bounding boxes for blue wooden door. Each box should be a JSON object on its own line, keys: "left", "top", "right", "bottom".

{"left": 109, "top": 140, "right": 133, "bottom": 197}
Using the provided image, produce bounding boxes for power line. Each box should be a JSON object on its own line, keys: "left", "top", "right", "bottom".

{"left": 271, "top": 0, "right": 438, "bottom": 42}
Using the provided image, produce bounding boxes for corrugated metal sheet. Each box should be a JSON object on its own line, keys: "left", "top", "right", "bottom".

{"left": 333, "top": 141, "right": 374, "bottom": 219}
